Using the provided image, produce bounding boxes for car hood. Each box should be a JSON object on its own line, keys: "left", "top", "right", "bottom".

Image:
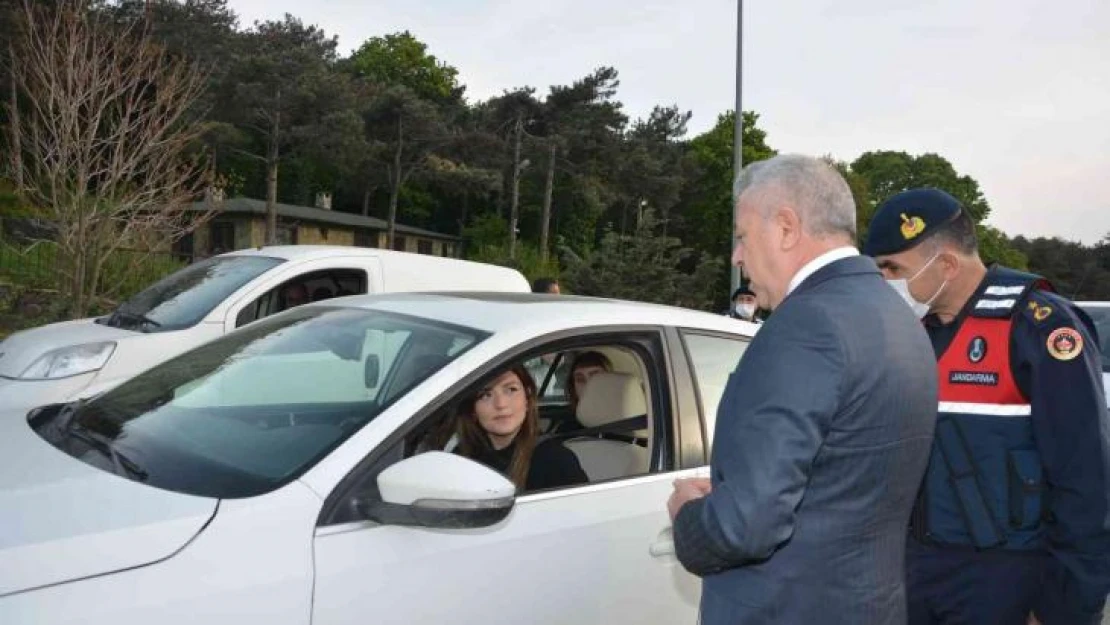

{"left": 0, "top": 408, "right": 217, "bottom": 597}
{"left": 0, "top": 318, "right": 137, "bottom": 378}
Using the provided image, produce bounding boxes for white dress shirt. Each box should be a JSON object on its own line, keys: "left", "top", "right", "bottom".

{"left": 785, "top": 246, "right": 859, "bottom": 296}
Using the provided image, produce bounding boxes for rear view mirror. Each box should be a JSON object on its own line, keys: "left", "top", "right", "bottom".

{"left": 358, "top": 452, "right": 516, "bottom": 529}
{"left": 364, "top": 354, "right": 380, "bottom": 388}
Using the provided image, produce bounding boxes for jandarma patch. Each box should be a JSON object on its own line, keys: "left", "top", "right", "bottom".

{"left": 1046, "top": 327, "right": 1083, "bottom": 361}
{"left": 949, "top": 371, "right": 999, "bottom": 386}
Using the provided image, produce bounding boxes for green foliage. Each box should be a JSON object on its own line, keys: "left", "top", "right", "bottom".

{"left": 850, "top": 151, "right": 991, "bottom": 222}
{"left": 562, "top": 211, "right": 723, "bottom": 310}
{"left": 0, "top": 238, "right": 186, "bottom": 302}
{"left": 670, "top": 110, "right": 776, "bottom": 305}
{"left": 467, "top": 242, "right": 560, "bottom": 284}
{"left": 463, "top": 213, "right": 510, "bottom": 249}
{"left": 348, "top": 31, "right": 462, "bottom": 103}
{"left": 977, "top": 225, "right": 1028, "bottom": 270}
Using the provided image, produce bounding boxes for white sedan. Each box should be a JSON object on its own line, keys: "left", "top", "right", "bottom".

{"left": 0, "top": 293, "right": 757, "bottom": 625}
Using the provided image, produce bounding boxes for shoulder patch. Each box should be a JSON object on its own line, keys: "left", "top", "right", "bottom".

{"left": 1026, "top": 300, "right": 1054, "bottom": 322}
{"left": 1046, "top": 327, "right": 1084, "bottom": 361}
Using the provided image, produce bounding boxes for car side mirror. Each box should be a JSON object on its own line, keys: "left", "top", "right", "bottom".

{"left": 364, "top": 354, "right": 380, "bottom": 388}
{"left": 357, "top": 452, "right": 516, "bottom": 529}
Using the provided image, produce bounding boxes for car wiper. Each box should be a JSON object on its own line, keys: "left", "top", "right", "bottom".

{"left": 65, "top": 422, "right": 149, "bottom": 481}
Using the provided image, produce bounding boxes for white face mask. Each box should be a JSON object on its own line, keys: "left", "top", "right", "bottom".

{"left": 886, "top": 253, "right": 947, "bottom": 319}
{"left": 734, "top": 303, "right": 757, "bottom": 319}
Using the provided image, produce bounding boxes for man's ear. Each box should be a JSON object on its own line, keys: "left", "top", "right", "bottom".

{"left": 939, "top": 250, "right": 962, "bottom": 280}
{"left": 777, "top": 206, "right": 802, "bottom": 250}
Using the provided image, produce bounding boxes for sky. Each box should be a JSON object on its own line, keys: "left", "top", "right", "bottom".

{"left": 227, "top": 0, "right": 1110, "bottom": 244}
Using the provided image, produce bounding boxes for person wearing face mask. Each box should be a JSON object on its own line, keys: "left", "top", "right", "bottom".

{"left": 865, "top": 188, "right": 1110, "bottom": 625}
{"left": 727, "top": 284, "right": 762, "bottom": 323}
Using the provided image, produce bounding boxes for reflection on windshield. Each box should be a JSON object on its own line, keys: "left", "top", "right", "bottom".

{"left": 103, "top": 255, "right": 284, "bottom": 333}
{"left": 37, "top": 307, "right": 487, "bottom": 498}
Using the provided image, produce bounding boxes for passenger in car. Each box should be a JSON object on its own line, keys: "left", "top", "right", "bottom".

{"left": 567, "top": 351, "right": 613, "bottom": 413}
{"left": 455, "top": 364, "right": 588, "bottom": 492}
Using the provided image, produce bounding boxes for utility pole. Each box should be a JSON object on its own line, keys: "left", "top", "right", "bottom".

{"left": 508, "top": 113, "right": 523, "bottom": 260}
{"left": 730, "top": 0, "right": 745, "bottom": 293}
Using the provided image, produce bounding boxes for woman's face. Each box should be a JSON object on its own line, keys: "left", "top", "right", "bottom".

{"left": 572, "top": 365, "right": 607, "bottom": 405}
{"left": 474, "top": 371, "right": 529, "bottom": 449}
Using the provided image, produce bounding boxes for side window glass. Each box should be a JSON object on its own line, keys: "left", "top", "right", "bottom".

{"left": 414, "top": 345, "right": 658, "bottom": 489}
{"left": 237, "top": 268, "right": 368, "bottom": 328}
{"left": 522, "top": 353, "right": 567, "bottom": 404}
{"left": 682, "top": 333, "right": 749, "bottom": 437}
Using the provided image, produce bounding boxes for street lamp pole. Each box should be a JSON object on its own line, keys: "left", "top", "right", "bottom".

{"left": 730, "top": 0, "right": 744, "bottom": 293}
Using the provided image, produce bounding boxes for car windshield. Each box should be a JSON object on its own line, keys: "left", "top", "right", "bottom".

{"left": 101, "top": 255, "right": 284, "bottom": 332}
{"left": 35, "top": 306, "right": 487, "bottom": 498}
{"left": 1079, "top": 305, "right": 1110, "bottom": 372}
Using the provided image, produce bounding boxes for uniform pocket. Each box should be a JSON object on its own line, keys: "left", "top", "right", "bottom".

{"left": 1007, "top": 449, "right": 1044, "bottom": 530}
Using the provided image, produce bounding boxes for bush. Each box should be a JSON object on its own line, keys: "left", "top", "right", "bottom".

{"left": 0, "top": 237, "right": 187, "bottom": 309}
{"left": 467, "top": 242, "right": 561, "bottom": 286}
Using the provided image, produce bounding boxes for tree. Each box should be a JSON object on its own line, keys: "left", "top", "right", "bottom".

{"left": 674, "top": 110, "right": 776, "bottom": 271}
{"left": 346, "top": 31, "right": 461, "bottom": 103}
{"left": 362, "top": 85, "right": 450, "bottom": 247}
{"left": 849, "top": 151, "right": 991, "bottom": 223}
{"left": 6, "top": 0, "right": 212, "bottom": 316}
{"left": 480, "top": 88, "right": 544, "bottom": 258}
{"left": 617, "top": 105, "right": 691, "bottom": 234}
{"left": 219, "top": 15, "right": 346, "bottom": 243}
{"left": 561, "top": 210, "right": 723, "bottom": 310}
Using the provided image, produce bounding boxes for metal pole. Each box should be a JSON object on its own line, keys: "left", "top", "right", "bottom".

{"left": 730, "top": 0, "right": 744, "bottom": 293}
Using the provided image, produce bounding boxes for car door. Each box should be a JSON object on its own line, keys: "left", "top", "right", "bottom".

{"left": 309, "top": 329, "right": 705, "bottom": 625}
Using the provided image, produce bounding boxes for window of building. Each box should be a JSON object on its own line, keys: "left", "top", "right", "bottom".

{"left": 209, "top": 221, "right": 235, "bottom": 255}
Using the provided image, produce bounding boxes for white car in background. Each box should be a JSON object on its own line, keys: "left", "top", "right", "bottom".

{"left": 1076, "top": 301, "right": 1110, "bottom": 405}
{"left": 0, "top": 293, "right": 758, "bottom": 624}
{"left": 0, "top": 246, "right": 529, "bottom": 411}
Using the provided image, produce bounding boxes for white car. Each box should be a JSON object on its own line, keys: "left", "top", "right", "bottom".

{"left": 1076, "top": 301, "right": 1110, "bottom": 405}
{"left": 0, "top": 293, "right": 757, "bottom": 624}
{"left": 0, "top": 246, "right": 529, "bottom": 411}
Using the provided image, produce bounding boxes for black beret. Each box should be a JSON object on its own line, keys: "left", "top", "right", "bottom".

{"left": 863, "top": 188, "right": 963, "bottom": 257}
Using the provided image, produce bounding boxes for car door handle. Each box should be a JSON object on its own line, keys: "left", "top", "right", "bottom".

{"left": 650, "top": 527, "right": 675, "bottom": 558}
{"left": 650, "top": 539, "right": 675, "bottom": 557}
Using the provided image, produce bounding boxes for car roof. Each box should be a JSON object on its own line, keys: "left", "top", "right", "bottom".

{"left": 307, "top": 291, "right": 759, "bottom": 337}
{"left": 223, "top": 245, "right": 473, "bottom": 265}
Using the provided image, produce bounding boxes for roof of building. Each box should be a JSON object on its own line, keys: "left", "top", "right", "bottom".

{"left": 191, "top": 197, "right": 459, "bottom": 241}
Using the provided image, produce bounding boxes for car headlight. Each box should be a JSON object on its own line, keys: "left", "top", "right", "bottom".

{"left": 20, "top": 342, "right": 117, "bottom": 380}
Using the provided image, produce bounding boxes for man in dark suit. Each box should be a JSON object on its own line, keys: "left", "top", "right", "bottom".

{"left": 668, "top": 154, "right": 938, "bottom": 624}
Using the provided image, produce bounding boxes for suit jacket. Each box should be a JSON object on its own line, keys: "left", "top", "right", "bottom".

{"left": 673, "top": 255, "right": 938, "bottom": 625}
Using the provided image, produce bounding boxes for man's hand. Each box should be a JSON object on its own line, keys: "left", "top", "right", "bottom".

{"left": 668, "top": 477, "right": 712, "bottom": 521}
{"left": 1027, "top": 613, "right": 1040, "bottom": 625}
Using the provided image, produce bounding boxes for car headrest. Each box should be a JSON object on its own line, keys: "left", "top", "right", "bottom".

{"left": 576, "top": 372, "right": 647, "bottom": 428}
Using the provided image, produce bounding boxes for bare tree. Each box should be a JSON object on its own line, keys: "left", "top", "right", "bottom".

{"left": 6, "top": 0, "right": 213, "bottom": 317}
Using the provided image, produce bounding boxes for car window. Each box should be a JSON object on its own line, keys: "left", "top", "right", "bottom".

{"left": 681, "top": 332, "right": 750, "bottom": 438}
{"left": 103, "top": 255, "right": 285, "bottom": 333}
{"left": 523, "top": 353, "right": 568, "bottom": 404}
{"left": 236, "top": 268, "right": 368, "bottom": 328}
{"left": 35, "top": 307, "right": 487, "bottom": 499}
{"left": 1079, "top": 305, "right": 1110, "bottom": 372}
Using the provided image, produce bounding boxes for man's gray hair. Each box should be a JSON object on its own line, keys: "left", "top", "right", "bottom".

{"left": 734, "top": 154, "right": 857, "bottom": 239}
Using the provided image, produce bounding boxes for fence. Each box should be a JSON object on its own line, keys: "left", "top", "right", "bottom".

{"left": 0, "top": 237, "right": 191, "bottom": 302}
